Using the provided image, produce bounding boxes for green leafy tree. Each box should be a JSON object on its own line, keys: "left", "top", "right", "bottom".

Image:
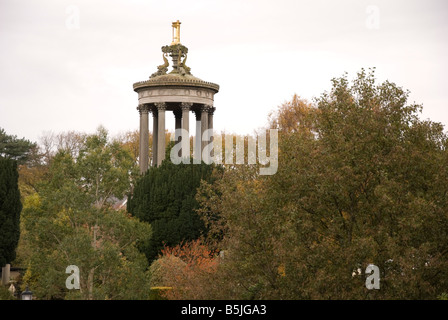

{"left": 0, "top": 157, "right": 22, "bottom": 267}
{"left": 76, "top": 126, "right": 139, "bottom": 208}
{"left": 197, "top": 69, "right": 448, "bottom": 299}
{"left": 21, "top": 194, "right": 151, "bottom": 300}
{"left": 19, "top": 127, "right": 151, "bottom": 299}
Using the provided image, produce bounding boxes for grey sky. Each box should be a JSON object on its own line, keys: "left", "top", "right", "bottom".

{"left": 1, "top": 0, "right": 447, "bottom": 143}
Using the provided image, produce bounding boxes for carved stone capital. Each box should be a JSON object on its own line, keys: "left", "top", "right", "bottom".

{"left": 154, "top": 102, "right": 167, "bottom": 111}
{"left": 207, "top": 105, "right": 215, "bottom": 115}
{"left": 137, "top": 104, "right": 150, "bottom": 114}
{"left": 181, "top": 102, "right": 193, "bottom": 111}
{"left": 200, "top": 105, "right": 210, "bottom": 113}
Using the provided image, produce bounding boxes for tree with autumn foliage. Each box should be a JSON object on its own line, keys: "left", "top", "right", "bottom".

{"left": 17, "top": 127, "right": 152, "bottom": 300}
{"left": 196, "top": 68, "right": 448, "bottom": 299}
{"left": 149, "top": 239, "right": 219, "bottom": 300}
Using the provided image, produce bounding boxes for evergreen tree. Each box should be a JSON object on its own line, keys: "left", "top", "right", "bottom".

{"left": 0, "top": 156, "right": 22, "bottom": 267}
{"left": 0, "top": 128, "right": 36, "bottom": 164}
{"left": 127, "top": 158, "right": 219, "bottom": 263}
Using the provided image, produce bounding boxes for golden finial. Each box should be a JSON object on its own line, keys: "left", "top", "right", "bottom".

{"left": 171, "top": 20, "right": 181, "bottom": 45}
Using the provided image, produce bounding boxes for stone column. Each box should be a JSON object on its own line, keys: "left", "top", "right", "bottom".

{"left": 1, "top": 264, "right": 10, "bottom": 286}
{"left": 151, "top": 107, "right": 158, "bottom": 167}
{"left": 155, "top": 102, "right": 166, "bottom": 166}
{"left": 174, "top": 109, "right": 182, "bottom": 142}
{"left": 181, "top": 102, "right": 192, "bottom": 158}
{"left": 208, "top": 106, "right": 215, "bottom": 158}
{"left": 201, "top": 105, "right": 209, "bottom": 156}
{"left": 138, "top": 104, "right": 149, "bottom": 174}
{"left": 194, "top": 110, "right": 201, "bottom": 163}
{"left": 173, "top": 109, "right": 182, "bottom": 159}
{"left": 208, "top": 106, "right": 214, "bottom": 132}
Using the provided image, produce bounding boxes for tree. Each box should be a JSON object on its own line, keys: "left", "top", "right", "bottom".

{"left": 268, "top": 93, "right": 315, "bottom": 134}
{"left": 0, "top": 157, "right": 22, "bottom": 268}
{"left": 75, "top": 126, "right": 139, "bottom": 208}
{"left": 196, "top": 164, "right": 278, "bottom": 299}
{"left": 17, "top": 130, "right": 85, "bottom": 198}
{"left": 115, "top": 129, "right": 173, "bottom": 169}
{"left": 18, "top": 127, "right": 151, "bottom": 299}
{"left": 116, "top": 130, "right": 141, "bottom": 166}
{"left": 197, "top": 69, "right": 448, "bottom": 299}
{"left": 127, "top": 158, "right": 219, "bottom": 263}
{"left": 38, "top": 130, "right": 86, "bottom": 165}
{"left": 0, "top": 128, "right": 36, "bottom": 164}
{"left": 149, "top": 239, "right": 219, "bottom": 299}
{"left": 21, "top": 194, "right": 151, "bottom": 300}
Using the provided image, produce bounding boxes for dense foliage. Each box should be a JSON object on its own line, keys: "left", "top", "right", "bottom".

{"left": 0, "top": 128, "right": 36, "bottom": 164}
{"left": 17, "top": 127, "right": 152, "bottom": 299}
{"left": 127, "top": 158, "right": 218, "bottom": 263}
{"left": 195, "top": 69, "right": 448, "bottom": 299}
{"left": 0, "top": 156, "right": 22, "bottom": 267}
{"left": 2, "top": 69, "right": 447, "bottom": 300}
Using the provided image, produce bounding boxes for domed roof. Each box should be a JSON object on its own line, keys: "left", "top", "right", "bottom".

{"left": 134, "top": 72, "right": 219, "bottom": 92}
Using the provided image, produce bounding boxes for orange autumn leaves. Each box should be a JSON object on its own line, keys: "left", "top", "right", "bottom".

{"left": 150, "top": 239, "right": 219, "bottom": 299}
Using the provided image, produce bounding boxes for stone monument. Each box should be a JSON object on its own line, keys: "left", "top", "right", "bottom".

{"left": 133, "top": 20, "right": 220, "bottom": 173}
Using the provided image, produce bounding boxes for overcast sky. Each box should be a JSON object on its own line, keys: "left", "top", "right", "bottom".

{"left": 1, "top": 0, "right": 447, "bottom": 143}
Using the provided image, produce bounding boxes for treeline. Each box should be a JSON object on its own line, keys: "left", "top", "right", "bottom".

{"left": 1, "top": 68, "right": 447, "bottom": 299}
{"left": 144, "top": 69, "right": 448, "bottom": 300}
{"left": 2, "top": 127, "right": 152, "bottom": 299}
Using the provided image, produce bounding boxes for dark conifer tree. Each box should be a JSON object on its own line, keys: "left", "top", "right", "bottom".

{"left": 0, "top": 156, "right": 22, "bottom": 267}
{"left": 127, "top": 156, "right": 219, "bottom": 263}
{"left": 0, "top": 128, "right": 36, "bottom": 164}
